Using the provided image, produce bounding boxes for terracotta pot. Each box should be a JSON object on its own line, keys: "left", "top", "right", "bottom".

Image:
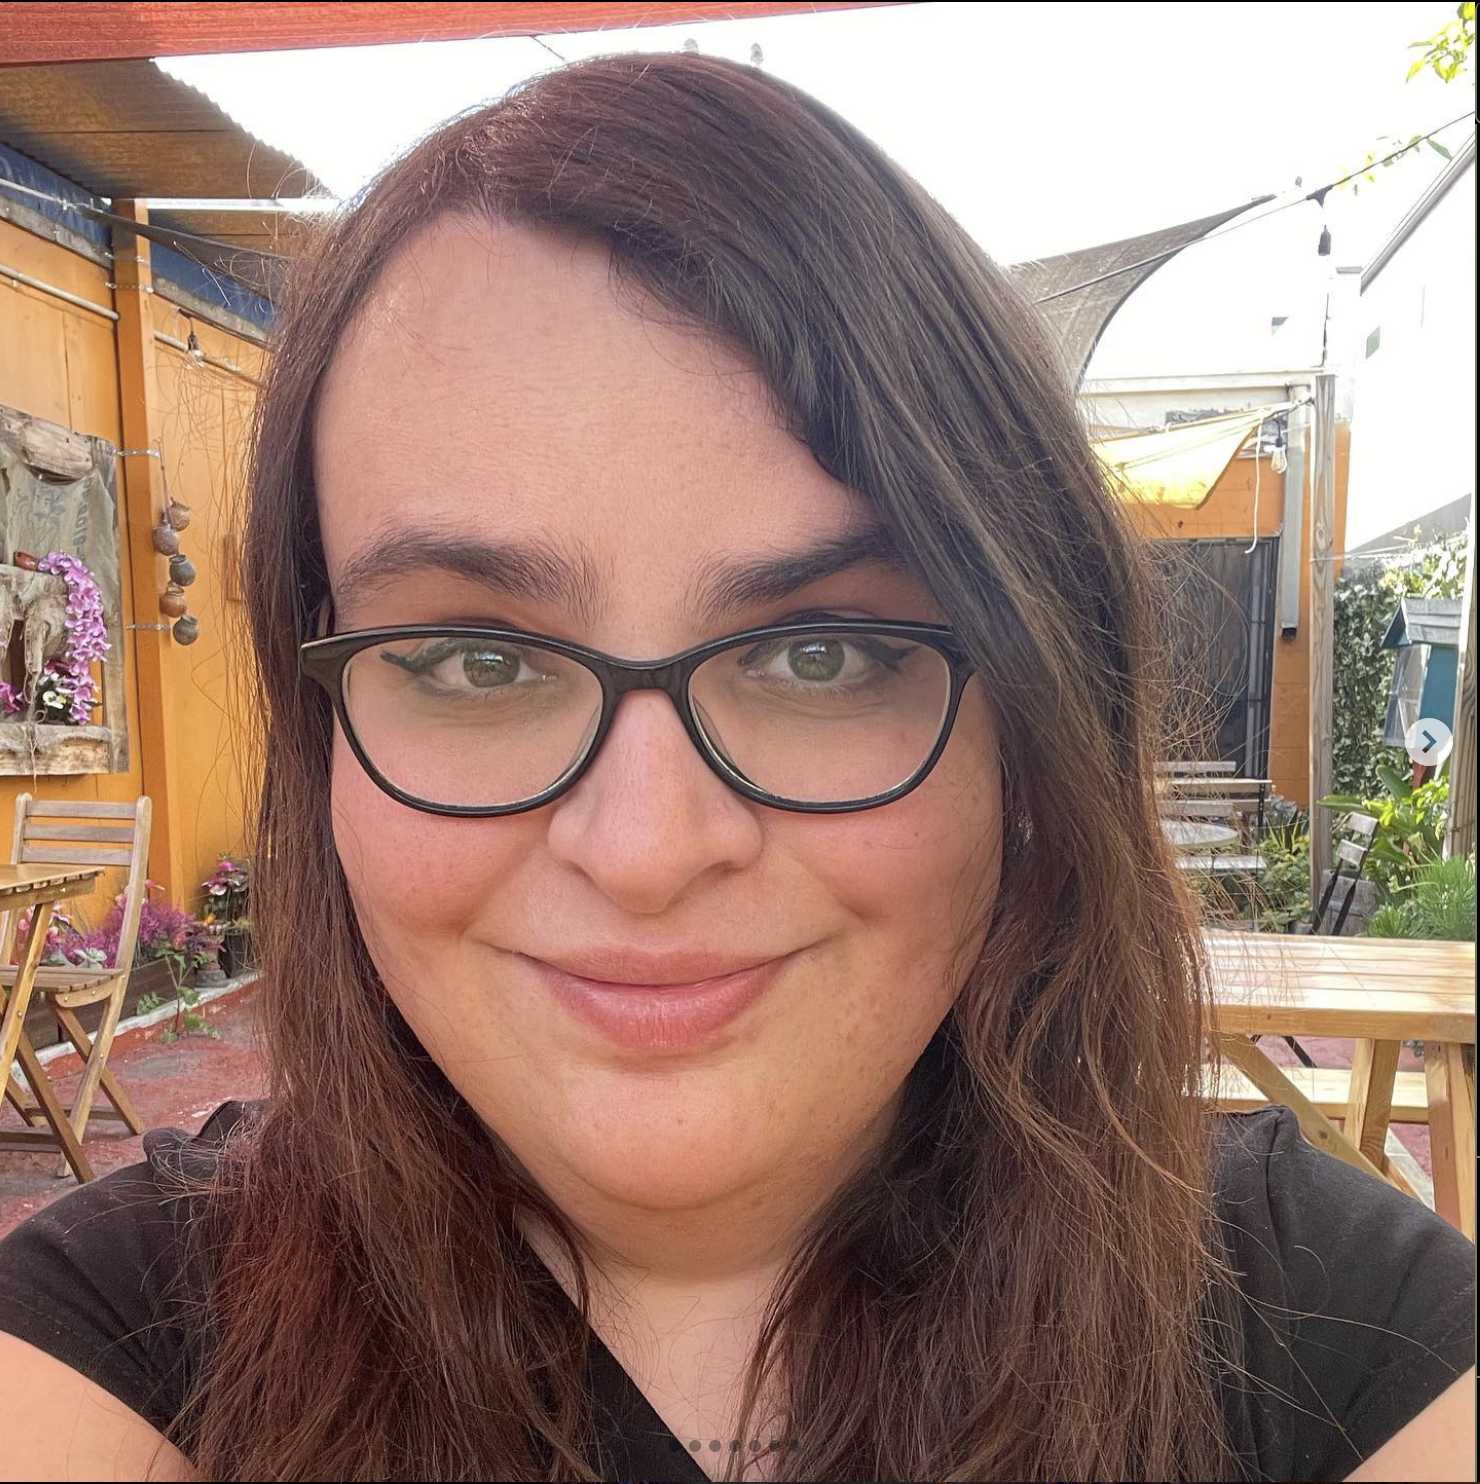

{"left": 166, "top": 499, "right": 192, "bottom": 531}
{"left": 11, "top": 551, "right": 39, "bottom": 571}
{"left": 172, "top": 614, "right": 200, "bottom": 645}
{"left": 151, "top": 523, "right": 181, "bottom": 557}
{"left": 159, "top": 583, "right": 189, "bottom": 618}
{"left": 169, "top": 553, "right": 197, "bottom": 587}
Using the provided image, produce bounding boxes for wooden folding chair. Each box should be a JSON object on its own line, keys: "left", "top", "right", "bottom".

{"left": 0, "top": 795, "right": 151, "bottom": 1175}
{"left": 1295, "top": 811, "right": 1379, "bottom": 937}
{"left": 1270, "top": 810, "right": 1380, "bottom": 1070}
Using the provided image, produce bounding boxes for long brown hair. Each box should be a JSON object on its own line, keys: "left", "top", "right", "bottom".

{"left": 190, "top": 51, "right": 1239, "bottom": 1481}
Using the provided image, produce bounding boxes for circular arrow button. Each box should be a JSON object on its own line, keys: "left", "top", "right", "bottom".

{"left": 1404, "top": 717, "right": 1453, "bottom": 766}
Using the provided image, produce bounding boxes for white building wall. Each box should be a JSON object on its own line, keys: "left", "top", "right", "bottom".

{"left": 1345, "top": 156, "right": 1477, "bottom": 554}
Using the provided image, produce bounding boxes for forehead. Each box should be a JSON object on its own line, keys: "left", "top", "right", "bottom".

{"left": 314, "top": 217, "right": 876, "bottom": 611}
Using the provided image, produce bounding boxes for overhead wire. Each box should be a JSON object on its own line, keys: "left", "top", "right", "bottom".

{"left": 1031, "top": 111, "right": 1475, "bottom": 304}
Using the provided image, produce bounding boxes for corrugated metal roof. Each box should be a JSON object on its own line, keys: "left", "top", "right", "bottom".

{"left": 0, "top": 59, "right": 324, "bottom": 202}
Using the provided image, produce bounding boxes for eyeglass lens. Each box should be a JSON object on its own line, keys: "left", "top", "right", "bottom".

{"left": 339, "top": 628, "right": 954, "bottom": 809}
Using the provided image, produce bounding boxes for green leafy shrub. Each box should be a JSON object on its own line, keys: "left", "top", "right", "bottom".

{"left": 1249, "top": 798, "right": 1312, "bottom": 931}
{"left": 1320, "top": 760, "right": 1450, "bottom": 898}
{"left": 1366, "top": 852, "right": 1477, "bottom": 941}
{"left": 1331, "top": 531, "right": 1466, "bottom": 799}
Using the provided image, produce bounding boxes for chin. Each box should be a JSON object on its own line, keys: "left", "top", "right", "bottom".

{"left": 530, "top": 1084, "right": 793, "bottom": 1210}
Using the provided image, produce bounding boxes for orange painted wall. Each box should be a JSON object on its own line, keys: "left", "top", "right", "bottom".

{"left": 147, "top": 296, "right": 263, "bottom": 904}
{"left": 1122, "top": 429, "right": 1352, "bottom": 808}
{"left": 0, "top": 214, "right": 262, "bottom": 918}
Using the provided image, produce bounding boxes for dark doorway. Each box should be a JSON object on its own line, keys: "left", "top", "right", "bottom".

{"left": 1147, "top": 537, "right": 1278, "bottom": 776}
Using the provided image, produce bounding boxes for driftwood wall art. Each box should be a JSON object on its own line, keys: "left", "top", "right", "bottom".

{"left": 0, "top": 405, "right": 128, "bottom": 775}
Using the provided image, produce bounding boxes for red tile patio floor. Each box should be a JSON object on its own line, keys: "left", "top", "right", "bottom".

{"left": 0, "top": 984, "right": 1433, "bottom": 1240}
{"left": 1, "top": 982, "right": 267, "bottom": 1238}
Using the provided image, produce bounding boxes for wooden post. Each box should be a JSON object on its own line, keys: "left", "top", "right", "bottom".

{"left": 112, "top": 202, "right": 186, "bottom": 900}
{"left": 1446, "top": 489, "right": 1476, "bottom": 861}
{"left": 1308, "top": 371, "right": 1336, "bottom": 905}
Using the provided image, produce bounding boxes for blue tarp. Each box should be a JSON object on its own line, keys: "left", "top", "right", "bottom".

{"left": 0, "top": 142, "right": 273, "bottom": 330}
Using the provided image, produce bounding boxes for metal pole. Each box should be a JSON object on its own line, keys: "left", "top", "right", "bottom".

{"left": 1446, "top": 489, "right": 1477, "bottom": 861}
{"left": 1308, "top": 371, "right": 1337, "bottom": 906}
{"left": 0, "top": 260, "right": 119, "bottom": 320}
{"left": 1276, "top": 391, "right": 1308, "bottom": 635}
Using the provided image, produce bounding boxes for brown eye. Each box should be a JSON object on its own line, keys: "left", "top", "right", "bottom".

{"left": 787, "top": 639, "right": 845, "bottom": 682}
{"left": 462, "top": 647, "right": 520, "bottom": 687}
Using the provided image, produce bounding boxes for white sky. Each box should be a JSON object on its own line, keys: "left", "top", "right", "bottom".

{"left": 157, "top": 1, "right": 1476, "bottom": 378}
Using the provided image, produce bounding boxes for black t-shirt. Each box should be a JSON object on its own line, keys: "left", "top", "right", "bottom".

{"left": 0, "top": 1100, "right": 1473, "bottom": 1482}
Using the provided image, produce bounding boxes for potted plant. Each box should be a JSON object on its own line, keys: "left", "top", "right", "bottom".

{"left": 14, "top": 881, "right": 224, "bottom": 1031}
{"left": 1319, "top": 759, "right": 1450, "bottom": 898}
{"left": 202, "top": 856, "right": 253, "bottom": 978}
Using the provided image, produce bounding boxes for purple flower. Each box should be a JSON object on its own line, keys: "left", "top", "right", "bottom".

{"left": 31, "top": 555, "right": 109, "bottom": 724}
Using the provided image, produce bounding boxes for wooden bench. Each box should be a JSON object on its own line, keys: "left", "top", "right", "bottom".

{"left": 1206, "top": 1063, "right": 1430, "bottom": 1121}
{"left": 1157, "top": 776, "right": 1270, "bottom": 840}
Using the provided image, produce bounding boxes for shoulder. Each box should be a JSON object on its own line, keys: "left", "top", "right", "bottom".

{"left": 0, "top": 1099, "right": 261, "bottom": 1434}
{"left": 1210, "top": 1105, "right": 1476, "bottom": 1483}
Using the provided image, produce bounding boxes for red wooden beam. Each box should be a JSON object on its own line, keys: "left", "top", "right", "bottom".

{"left": 1, "top": 2, "right": 903, "bottom": 66}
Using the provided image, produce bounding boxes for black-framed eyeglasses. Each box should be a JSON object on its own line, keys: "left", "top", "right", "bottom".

{"left": 298, "top": 620, "right": 976, "bottom": 817}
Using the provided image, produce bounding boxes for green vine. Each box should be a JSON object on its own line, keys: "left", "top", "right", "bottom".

{"left": 1331, "top": 531, "right": 1466, "bottom": 799}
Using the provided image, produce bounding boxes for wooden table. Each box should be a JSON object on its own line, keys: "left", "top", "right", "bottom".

{"left": 1163, "top": 820, "right": 1238, "bottom": 850}
{"left": 1205, "top": 929, "right": 1476, "bottom": 1239}
{"left": 1161, "top": 776, "right": 1270, "bottom": 795}
{"left": 0, "top": 864, "right": 104, "bottom": 1182}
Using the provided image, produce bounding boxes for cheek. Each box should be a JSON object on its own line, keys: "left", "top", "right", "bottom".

{"left": 793, "top": 698, "right": 1003, "bottom": 1005}
{"left": 816, "top": 693, "right": 1002, "bottom": 926}
{"left": 329, "top": 730, "right": 530, "bottom": 967}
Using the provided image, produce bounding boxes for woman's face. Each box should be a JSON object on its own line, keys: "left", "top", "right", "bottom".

{"left": 315, "top": 217, "right": 1004, "bottom": 1222}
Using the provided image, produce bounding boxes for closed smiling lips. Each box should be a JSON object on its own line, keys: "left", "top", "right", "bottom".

{"left": 521, "top": 947, "right": 797, "bottom": 1052}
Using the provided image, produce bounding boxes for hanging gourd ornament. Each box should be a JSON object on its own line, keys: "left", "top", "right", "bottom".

{"left": 172, "top": 614, "right": 200, "bottom": 645}
{"left": 169, "top": 552, "right": 197, "bottom": 587}
{"left": 152, "top": 522, "right": 181, "bottom": 556}
{"left": 159, "top": 582, "right": 189, "bottom": 618}
{"left": 166, "top": 499, "right": 192, "bottom": 531}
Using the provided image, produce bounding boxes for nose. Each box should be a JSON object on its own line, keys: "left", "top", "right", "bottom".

{"left": 544, "top": 689, "right": 765, "bottom": 915}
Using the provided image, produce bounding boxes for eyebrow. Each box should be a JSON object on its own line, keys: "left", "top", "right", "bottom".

{"left": 333, "top": 523, "right": 907, "bottom": 628}
{"left": 687, "top": 525, "right": 906, "bottom": 624}
{"left": 335, "top": 524, "right": 605, "bottom": 628}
